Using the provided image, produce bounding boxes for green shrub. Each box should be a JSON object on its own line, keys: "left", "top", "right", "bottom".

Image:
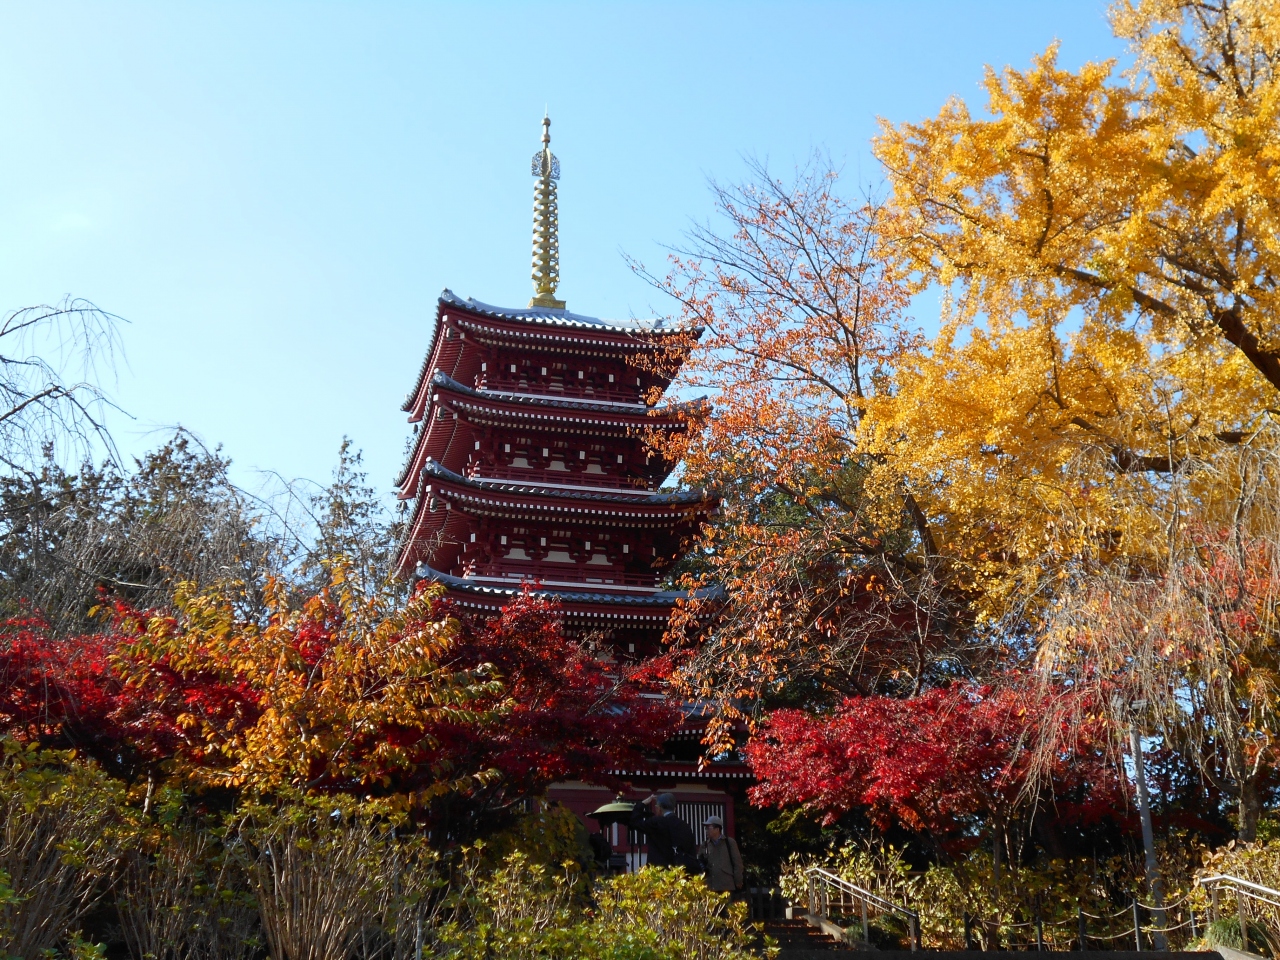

{"left": 439, "top": 852, "right": 768, "bottom": 960}
{"left": 233, "top": 793, "right": 444, "bottom": 960}
{"left": 478, "top": 803, "right": 593, "bottom": 876}
{"left": 0, "top": 742, "right": 127, "bottom": 960}
{"left": 1200, "top": 839, "right": 1280, "bottom": 956}
{"left": 594, "top": 868, "right": 763, "bottom": 960}
{"left": 116, "top": 805, "right": 260, "bottom": 960}
{"left": 1201, "top": 917, "right": 1274, "bottom": 957}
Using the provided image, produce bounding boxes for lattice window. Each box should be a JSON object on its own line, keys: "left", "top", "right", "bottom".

{"left": 677, "top": 801, "right": 726, "bottom": 845}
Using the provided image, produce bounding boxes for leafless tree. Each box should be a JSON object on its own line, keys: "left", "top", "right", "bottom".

{"left": 0, "top": 427, "right": 406, "bottom": 632}
{"left": 234, "top": 800, "right": 447, "bottom": 960}
{"left": 0, "top": 298, "right": 124, "bottom": 477}
{"left": 1035, "top": 431, "right": 1280, "bottom": 843}
{"left": 0, "top": 431, "right": 291, "bottom": 630}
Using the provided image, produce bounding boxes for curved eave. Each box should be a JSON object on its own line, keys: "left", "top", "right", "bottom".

{"left": 453, "top": 317, "right": 691, "bottom": 359}
{"left": 395, "top": 409, "right": 463, "bottom": 494}
{"left": 427, "top": 494, "right": 714, "bottom": 528}
{"left": 394, "top": 397, "right": 691, "bottom": 495}
{"left": 401, "top": 301, "right": 449, "bottom": 413}
{"left": 434, "top": 389, "right": 695, "bottom": 435}
{"left": 423, "top": 481, "right": 717, "bottom": 526}
{"left": 440, "top": 288, "right": 699, "bottom": 339}
{"left": 393, "top": 489, "right": 435, "bottom": 576}
{"left": 392, "top": 477, "right": 717, "bottom": 578}
{"left": 432, "top": 371, "right": 666, "bottom": 415}
{"left": 396, "top": 380, "right": 696, "bottom": 494}
{"left": 420, "top": 563, "right": 689, "bottom": 606}
{"left": 414, "top": 563, "right": 723, "bottom": 621}
{"left": 421, "top": 459, "right": 711, "bottom": 506}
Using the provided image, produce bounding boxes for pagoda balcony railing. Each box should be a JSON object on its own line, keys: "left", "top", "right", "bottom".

{"left": 461, "top": 562, "right": 661, "bottom": 592}
{"left": 476, "top": 376, "right": 643, "bottom": 406}
{"left": 468, "top": 463, "right": 654, "bottom": 492}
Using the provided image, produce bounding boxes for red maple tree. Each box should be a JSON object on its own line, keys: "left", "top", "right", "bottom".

{"left": 0, "top": 587, "right": 678, "bottom": 824}
{"left": 417, "top": 590, "right": 680, "bottom": 822}
{"left": 1, "top": 609, "right": 154, "bottom": 782}
{"left": 744, "top": 681, "right": 1123, "bottom": 848}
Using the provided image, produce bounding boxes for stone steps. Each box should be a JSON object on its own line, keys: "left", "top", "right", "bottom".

{"left": 761, "top": 921, "right": 1226, "bottom": 960}
{"left": 762, "top": 917, "right": 859, "bottom": 956}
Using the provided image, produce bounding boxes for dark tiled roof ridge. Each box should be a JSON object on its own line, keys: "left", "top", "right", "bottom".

{"left": 421, "top": 458, "right": 714, "bottom": 506}
{"left": 413, "top": 562, "right": 725, "bottom": 606}
{"left": 440, "top": 288, "right": 692, "bottom": 335}
{"left": 430, "top": 370, "right": 708, "bottom": 418}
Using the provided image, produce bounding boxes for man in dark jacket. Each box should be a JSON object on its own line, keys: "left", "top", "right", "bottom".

{"left": 630, "top": 792, "right": 698, "bottom": 870}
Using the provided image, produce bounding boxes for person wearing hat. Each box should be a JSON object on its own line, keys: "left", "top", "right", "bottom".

{"left": 629, "top": 792, "right": 699, "bottom": 870}
{"left": 698, "top": 815, "right": 743, "bottom": 893}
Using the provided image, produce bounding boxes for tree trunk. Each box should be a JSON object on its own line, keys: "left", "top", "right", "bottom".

{"left": 992, "top": 818, "right": 1002, "bottom": 886}
{"left": 1239, "top": 775, "right": 1262, "bottom": 842}
{"left": 1130, "top": 724, "right": 1168, "bottom": 950}
{"left": 1032, "top": 808, "right": 1068, "bottom": 861}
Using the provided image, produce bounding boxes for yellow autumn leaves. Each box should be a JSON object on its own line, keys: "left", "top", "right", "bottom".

{"left": 653, "top": 0, "right": 1280, "bottom": 745}
{"left": 869, "top": 0, "right": 1280, "bottom": 623}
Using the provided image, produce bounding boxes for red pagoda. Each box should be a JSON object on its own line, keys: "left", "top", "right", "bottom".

{"left": 395, "top": 117, "right": 747, "bottom": 857}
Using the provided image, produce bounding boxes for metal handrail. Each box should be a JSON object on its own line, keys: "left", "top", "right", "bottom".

{"left": 1198, "top": 874, "right": 1280, "bottom": 910}
{"left": 805, "top": 866, "right": 921, "bottom": 950}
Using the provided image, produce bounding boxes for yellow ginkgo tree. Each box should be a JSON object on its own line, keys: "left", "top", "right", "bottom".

{"left": 877, "top": 0, "right": 1280, "bottom": 398}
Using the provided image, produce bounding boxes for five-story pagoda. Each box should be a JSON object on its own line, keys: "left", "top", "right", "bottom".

{"left": 394, "top": 118, "right": 748, "bottom": 850}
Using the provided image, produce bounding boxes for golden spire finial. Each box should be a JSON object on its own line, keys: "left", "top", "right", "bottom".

{"left": 529, "top": 113, "right": 565, "bottom": 309}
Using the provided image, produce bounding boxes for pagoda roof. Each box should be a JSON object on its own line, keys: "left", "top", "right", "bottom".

{"left": 392, "top": 373, "right": 700, "bottom": 492}
{"left": 420, "top": 563, "right": 695, "bottom": 606}
{"left": 604, "top": 759, "right": 753, "bottom": 782}
{"left": 394, "top": 380, "right": 688, "bottom": 494}
{"left": 400, "top": 291, "right": 698, "bottom": 414}
{"left": 436, "top": 371, "right": 649, "bottom": 413}
{"left": 393, "top": 462, "right": 716, "bottom": 578}
{"left": 417, "top": 563, "right": 724, "bottom": 622}
{"left": 429, "top": 371, "right": 702, "bottom": 429}
{"left": 438, "top": 289, "right": 686, "bottom": 336}
{"left": 421, "top": 459, "right": 708, "bottom": 505}
{"left": 416, "top": 460, "right": 716, "bottom": 527}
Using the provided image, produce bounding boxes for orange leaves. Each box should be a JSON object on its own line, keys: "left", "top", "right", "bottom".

{"left": 648, "top": 6, "right": 1280, "bottom": 811}
{"left": 2, "top": 579, "right": 682, "bottom": 834}
{"left": 644, "top": 160, "right": 977, "bottom": 736}
{"left": 117, "top": 575, "right": 498, "bottom": 795}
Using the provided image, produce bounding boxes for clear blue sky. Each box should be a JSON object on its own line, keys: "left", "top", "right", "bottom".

{"left": 0, "top": 1, "right": 1123, "bottom": 494}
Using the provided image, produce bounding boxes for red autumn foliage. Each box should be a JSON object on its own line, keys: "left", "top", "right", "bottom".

{"left": 744, "top": 681, "right": 1124, "bottom": 845}
{"left": 0, "top": 609, "right": 155, "bottom": 780}
{"left": 421, "top": 590, "right": 680, "bottom": 811}
{"left": 0, "top": 588, "right": 679, "bottom": 815}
